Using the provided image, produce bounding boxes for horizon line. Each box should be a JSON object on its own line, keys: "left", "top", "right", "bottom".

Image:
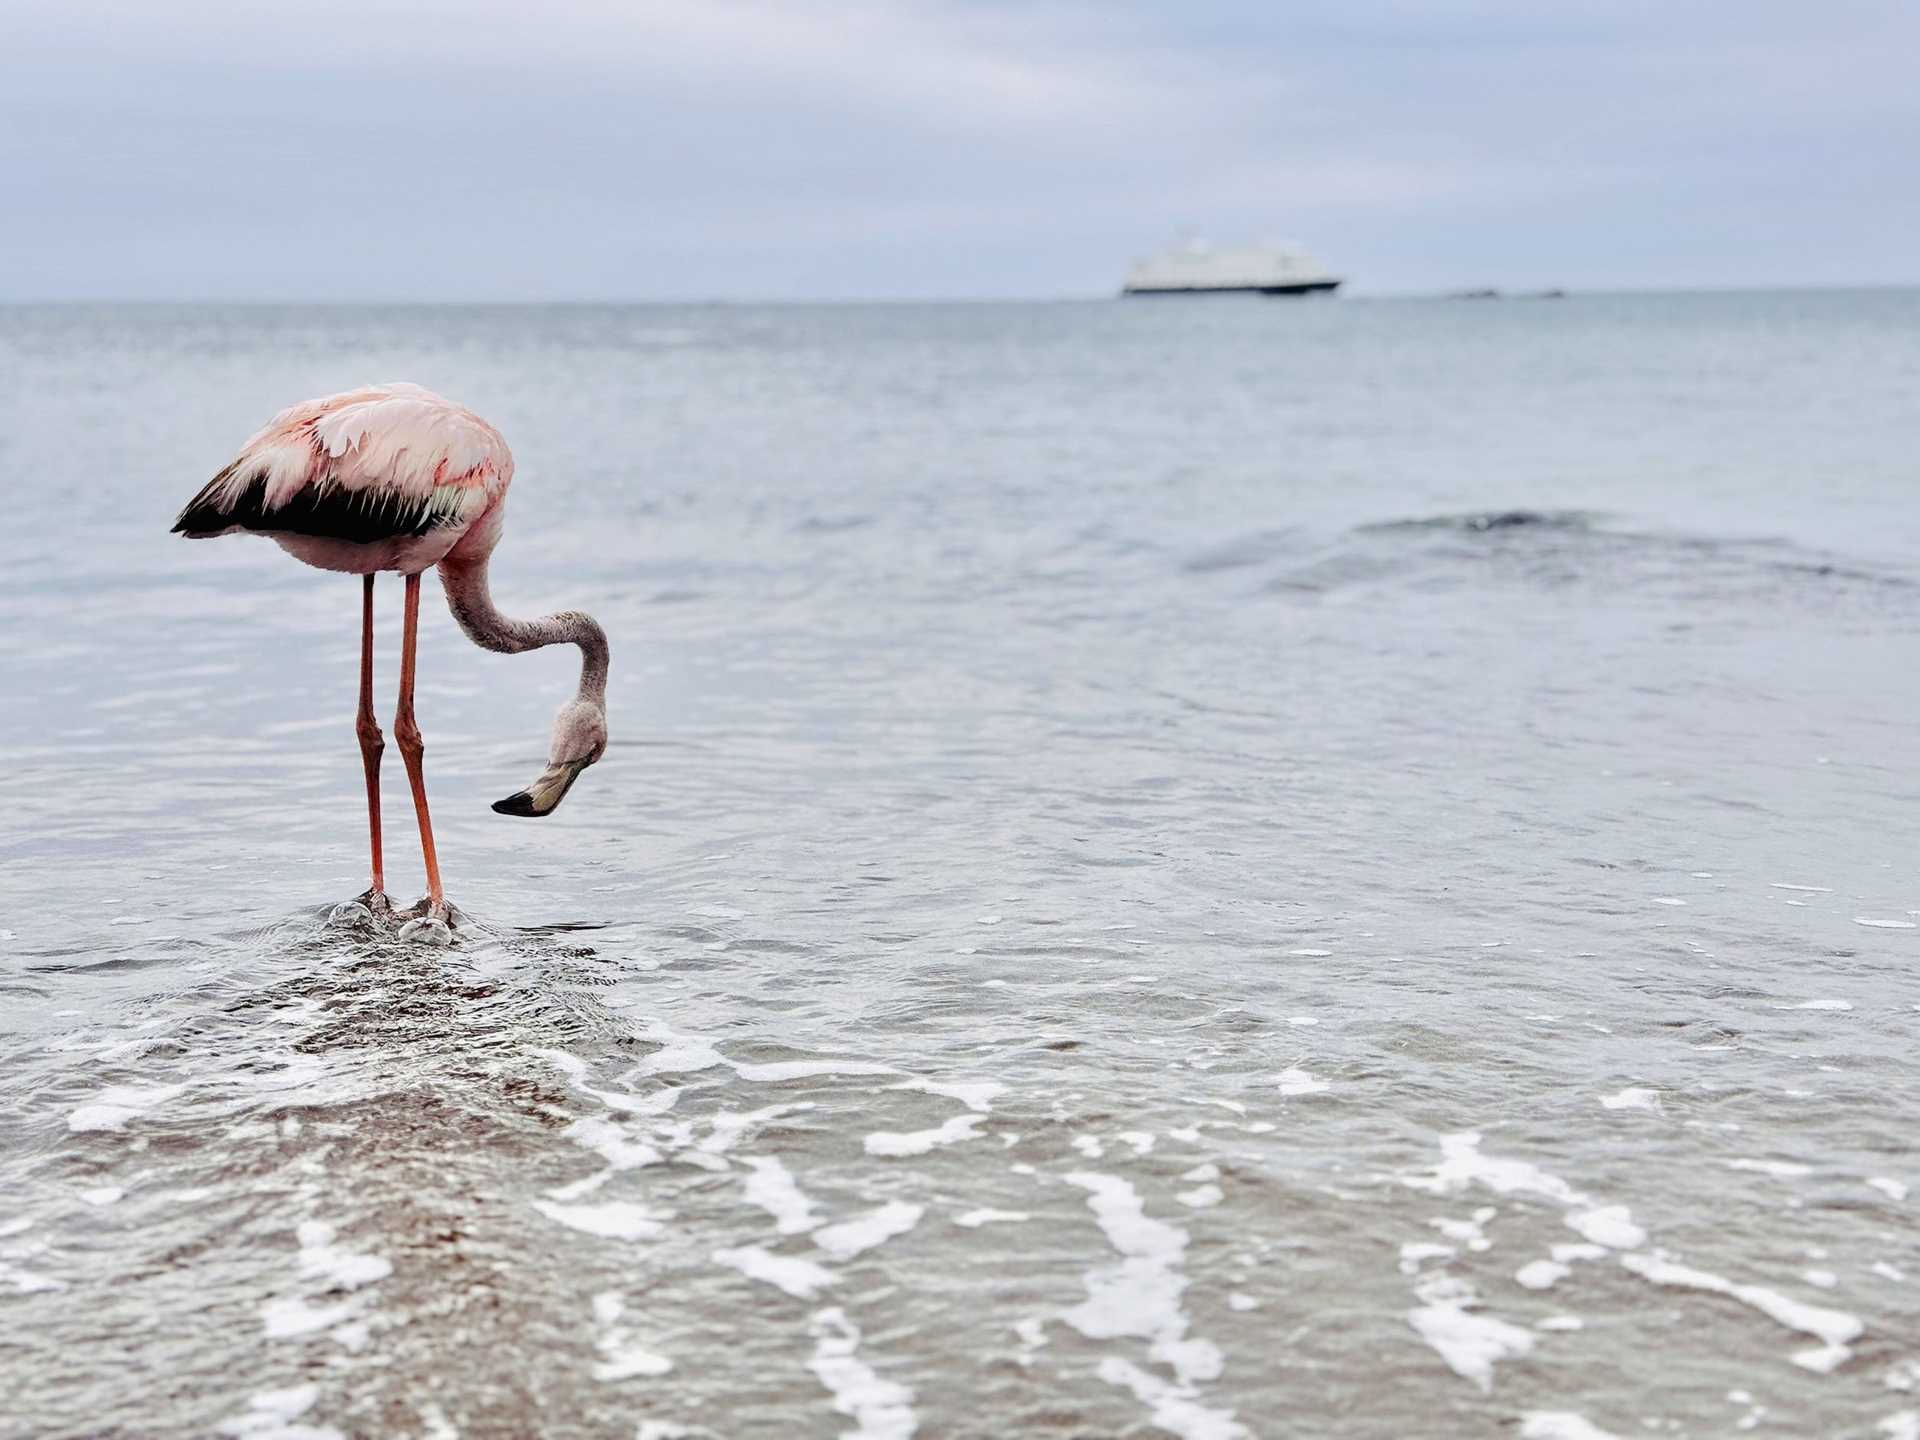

{"left": 4, "top": 281, "right": 1918, "bottom": 307}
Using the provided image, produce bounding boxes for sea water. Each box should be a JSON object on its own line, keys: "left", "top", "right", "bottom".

{"left": 1, "top": 293, "right": 1917, "bottom": 1437}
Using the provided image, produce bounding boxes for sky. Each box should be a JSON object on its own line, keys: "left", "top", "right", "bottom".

{"left": 2, "top": 0, "right": 1916, "bottom": 300}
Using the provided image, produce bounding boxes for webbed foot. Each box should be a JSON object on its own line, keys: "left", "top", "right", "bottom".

{"left": 395, "top": 895, "right": 455, "bottom": 946}
{"left": 355, "top": 888, "right": 395, "bottom": 919}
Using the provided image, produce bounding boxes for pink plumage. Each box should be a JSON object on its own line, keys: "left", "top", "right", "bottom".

{"left": 173, "top": 382, "right": 514, "bottom": 575}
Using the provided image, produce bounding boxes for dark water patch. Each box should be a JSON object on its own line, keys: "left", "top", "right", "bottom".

{"left": 792, "top": 513, "right": 875, "bottom": 533}
{"left": 1260, "top": 509, "right": 1920, "bottom": 609}
{"left": 1359, "top": 508, "right": 1600, "bottom": 534}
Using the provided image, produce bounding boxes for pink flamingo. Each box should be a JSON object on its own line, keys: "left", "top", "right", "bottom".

{"left": 172, "top": 383, "right": 609, "bottom": 921}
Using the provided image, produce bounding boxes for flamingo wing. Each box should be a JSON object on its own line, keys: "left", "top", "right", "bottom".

{"left": 172, "top": 383, "right": 513, "bottom": 544}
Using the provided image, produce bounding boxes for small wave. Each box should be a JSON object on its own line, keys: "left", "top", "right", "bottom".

{"left": 1257, "top": 510, "right": 1920, "bottom": 604}
{"left": 1358, "top": 509, "right": 1599, "bottom": 535}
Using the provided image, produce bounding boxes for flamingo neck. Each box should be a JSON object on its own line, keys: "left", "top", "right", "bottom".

{"left": 437, "top": 554, "right": 609, "bottom": 704}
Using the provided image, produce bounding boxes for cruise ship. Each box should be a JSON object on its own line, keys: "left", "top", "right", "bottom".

{"left": 1121, "top": 239, "right": 1341, "bottom": 296}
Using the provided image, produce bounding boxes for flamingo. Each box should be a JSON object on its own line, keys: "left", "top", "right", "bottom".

{"left": 172, "top": 383, "right": 609, "bottom": 922}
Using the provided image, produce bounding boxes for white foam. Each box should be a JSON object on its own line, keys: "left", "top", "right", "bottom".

{"left": 739, "top": 1157, "right": 821, "bottom": 1235}
{"left": 1288, "top": 947, "right": 1332, "bottom": 956}
{"left": 1516, "top": 1260, "right": 1569, "bottom": 1290}
{"left": 261, "top": 1296, "right": 355, "bottom": 1339}
{"left": 1177, "top": 1185, "right": 1224, "bottom": 1209}
{"left": 295, "top": 1221, "right": 391, "bottom": 1290}
{"left": 80, "top": 1186, "right": 124, "bottom": 1207}
{"left": 1431, "top": 1209, "right": 1495, "bottom": 1252}
{"left": 1276, "top": 1068, "right": 1329, "bottom": 1096}
{"left": 1773, "top": 999, "right": 1853, "bottom": 1011}
{"left": 735, "top": 1060, "right": 897, "bottom": 1082}
{"left": 1770, "top": 883, "right": 1832, "bottom": 892}
{"left": 1407, "top": 1273, "right": 1534, "bottom": 1393}
{"left": 528, "top": 1048, "right": 679, "bottom": 1117}
{"left": 1551, "top": 1243, "right": 1608, "bottom": 1264}
{"left": 1181, "top": 1164, "right": 1220, "bottom": 1183}
{"left": 1097, "top": 1356, "right": 1249, "bottom": 1440}
{"left": 888, "top": 1077, "right": 1006, "bottom": 1112}
{"left": 630, "top": 1022, "right": 728, "bottom": 1076}
{"left": 1727, "top": 1159, "right": 1812, "bottom": 1179}
{"left": 954, "top": 1208, "right": 1029, "bottom": 1228}
{"left": 0, "top": 1260, "right": 66, "bottom": 1294}
{"left": 589, "top": 1293, "right": 673, "bottom": 1382}
{"left": 1062, "top": 1172, "right": 1221, "bottom": 1390}
{"left": 1403, "top": 1132, "right": 1585, "bottom": 1205}
{"left": 562, "top": 1118, "right": 661, "bottom": 1171}
{"left": 1227, "top": 1293, "right": 1259, "bottom": 1312}
{"left": 713, "top": 1245, "right": 833, "bottom": 1299}
{"left": 1867, "top": 1177, "right": 1909, "bottom": 1202}
{"left": 1620, "top": 1252, "right": 1862, "bottom": 1371}
{"left": 548, "top": 1169, "right": 612, "bottom": 1202}
{"left": 808, "top": 1307, "right": 917, "bottom": 1440}
{"left": 1536, "top": 1315, "right": 1584, "bottom": 1331}
{"left": 1398, "top": 1242, "right": 1455, "bottom": 1274}
{"left": 1000, "top": 1318, "right": 1045, "bottom": 1371}
{"left": 1856, "top": 918, "right": 1918, "bottom": 929}
{"left": 1652, "top": 897, "right": 1686, "bottom": 907}
{"left": 1881, "top": 1412, "right": 1920, "bottom": 1440}
{"left": 1565, "top": 1206, "right": 1646, "bottom": 1250}
{"left": 532, "top": 1199, "right": 666, "bottom": 1242}
{"left": 864, "top": 1113, "right": 986, "bottom": 1157}
{"left": 814, "top": 1202, "right": 923, "bottom": 1262}
{"left": 1600, "top": 1088, "right": 1660, "bottom": 1111}
{"left": 217, "top": 1383, "right": 342, "bottom": 1440}
{"left": 1519, "top": 1414, "right": 1623, "bottom": 1440}
{"left": 1286, "top": 1017, "right": 1321, "bottom": 1027}
{"left": 700, "top": 1102, "right": 813, "bottom": 1156}
{"left": 68, "top": 1081, "right": 184, "bottom": 1133}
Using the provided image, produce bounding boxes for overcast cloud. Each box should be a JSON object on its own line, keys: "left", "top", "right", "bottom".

{"left": 3, "top": 0, "right": 1915, "bottom": 299}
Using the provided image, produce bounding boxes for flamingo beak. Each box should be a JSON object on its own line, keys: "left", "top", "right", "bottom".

{"left": 492, "top": 758, "right": 591, "bottom": 818}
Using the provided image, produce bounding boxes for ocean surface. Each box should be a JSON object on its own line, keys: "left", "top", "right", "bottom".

{"left": 2, "top": 293, "right": 1917, "bottom": 1440}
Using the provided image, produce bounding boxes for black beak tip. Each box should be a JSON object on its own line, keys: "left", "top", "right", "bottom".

{"left": 492, "top": 791, "right": 541, "bottom": 817}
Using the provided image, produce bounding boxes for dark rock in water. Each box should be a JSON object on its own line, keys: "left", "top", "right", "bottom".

{"left": 1465, "top": 510, "right": 1554, "bottom": 531}
{"left": 1359, "top": 509, "right": 1595, "bottom": 535}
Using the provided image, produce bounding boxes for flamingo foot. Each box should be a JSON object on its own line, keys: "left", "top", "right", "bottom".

{"left": 397, "top": 914, "right": 454, "bottom": 946}
{"left": 394, "top": 894, "right": 455, "bottom": 945}
{"left": 356, "top": 888, "right": 395, "bottom": 919}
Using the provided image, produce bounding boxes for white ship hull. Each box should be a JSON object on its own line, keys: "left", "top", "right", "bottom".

{"left": 1121, "top": 241, "right": 1341, "bottom": 297}
{"left": 1123, "top": 278, "right": 1340, "bottom": 296}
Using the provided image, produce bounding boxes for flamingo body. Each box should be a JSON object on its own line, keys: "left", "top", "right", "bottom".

{"left": 172, "top": 383, "right": 513, "bottom": 574}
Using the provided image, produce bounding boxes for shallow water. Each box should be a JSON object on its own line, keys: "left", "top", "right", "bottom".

{"left": 2, "top": 294, "right": 1918, "bottom": 1438}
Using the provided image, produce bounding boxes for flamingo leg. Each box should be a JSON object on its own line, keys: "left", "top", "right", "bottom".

{"left": 395, "top": 572, "right": 447, "bottom": 916}
{"left": 355, "top": 574, "right": 389, "bottom": 911}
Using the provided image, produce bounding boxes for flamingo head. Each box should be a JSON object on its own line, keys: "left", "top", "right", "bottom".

{"left": 492, "top": 698, "right": 607, "bottom": 818}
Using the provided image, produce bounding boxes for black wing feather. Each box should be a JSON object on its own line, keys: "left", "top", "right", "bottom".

{"left": 171, "top": 465, "right": 444, "bottom": 545}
